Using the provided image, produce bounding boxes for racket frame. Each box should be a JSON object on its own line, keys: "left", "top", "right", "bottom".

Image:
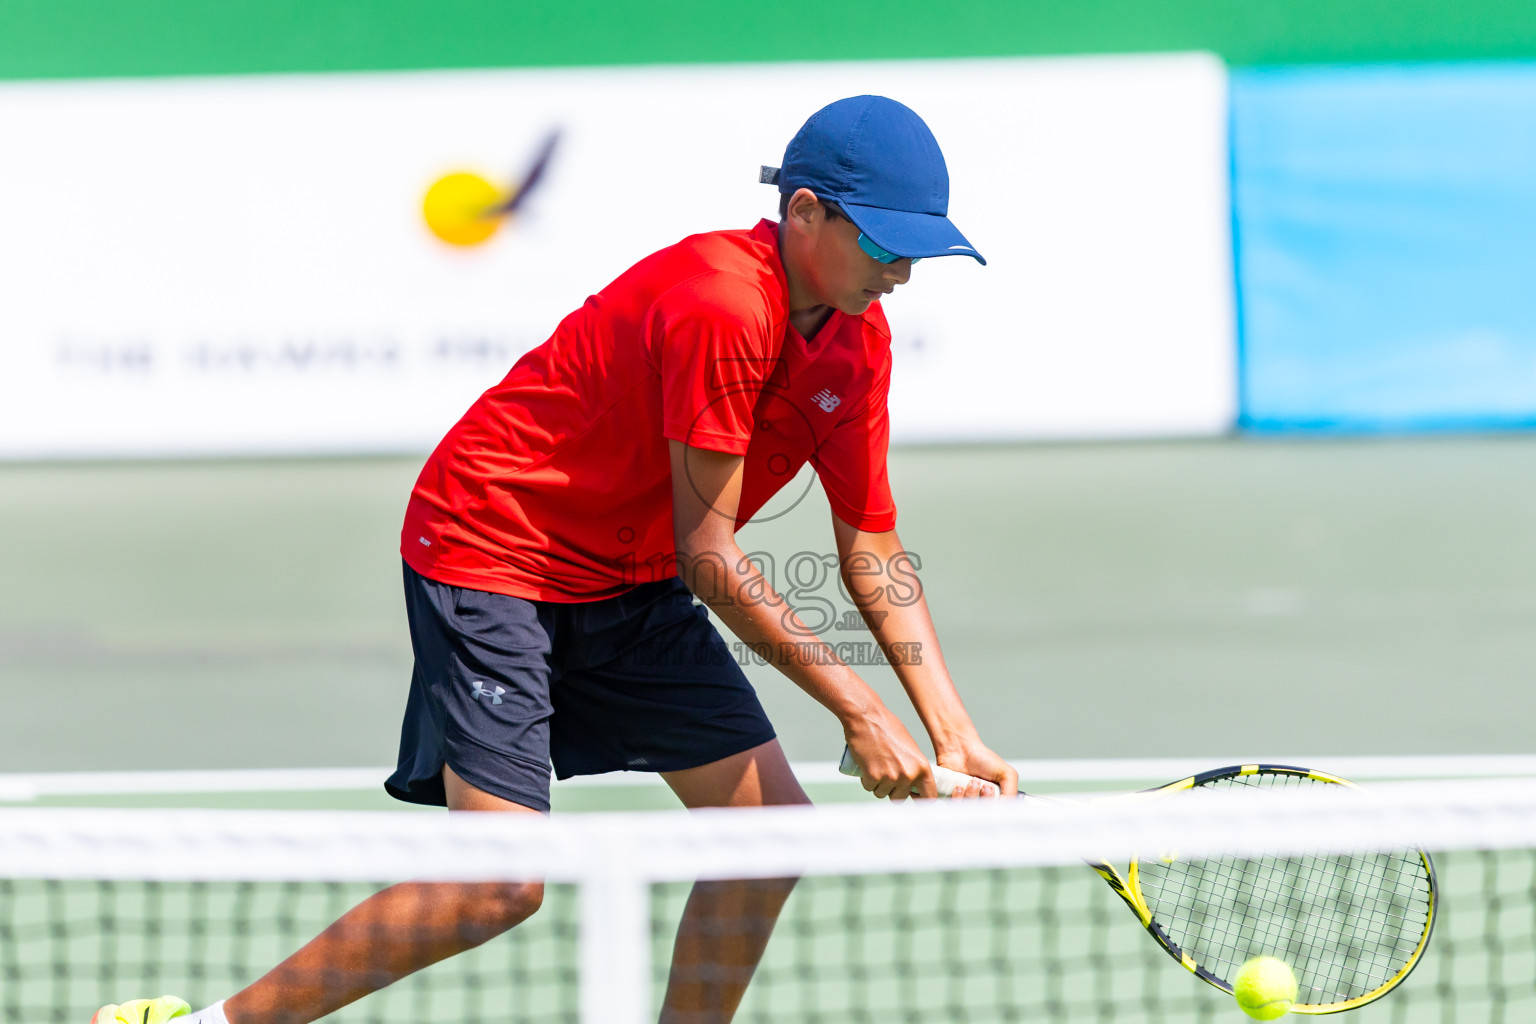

{"left": 1088, "top": 763, "right": 1438, "bottom": 1014}
{"left": 835, "top": 751, "right": 1438, "bottom": 1012}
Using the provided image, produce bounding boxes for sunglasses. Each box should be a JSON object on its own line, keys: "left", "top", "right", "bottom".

{"left": 857, "top": 232, "right": 922, "bottom": 265}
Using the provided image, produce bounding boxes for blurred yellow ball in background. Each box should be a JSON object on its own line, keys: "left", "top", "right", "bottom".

{"left": 422, "top": 172, "right": 507, "bottom": 246}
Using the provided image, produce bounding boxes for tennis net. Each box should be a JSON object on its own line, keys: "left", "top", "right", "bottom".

{"left": 3, "top": 776, "right": 1535, "bottom": 1023}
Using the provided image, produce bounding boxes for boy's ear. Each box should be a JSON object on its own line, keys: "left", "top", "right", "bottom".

{"left": 784, "top": 188, "right": 822, "bottom": 227}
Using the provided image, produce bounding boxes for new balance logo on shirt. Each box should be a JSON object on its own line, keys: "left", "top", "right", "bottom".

{"left": 812, "top": 389, "right": 842, "bottom": 413}
{"left": 471, "top": 681, "right": 506, "bottom": 705}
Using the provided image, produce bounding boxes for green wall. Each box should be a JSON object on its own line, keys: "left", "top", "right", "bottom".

{"left": 2, "top": 0, "right": 1534, "bottom": 80}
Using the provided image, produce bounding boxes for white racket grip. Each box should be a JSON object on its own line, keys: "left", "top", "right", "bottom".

{"left": 837, "top": 744, "right": 991, "bottom": 797}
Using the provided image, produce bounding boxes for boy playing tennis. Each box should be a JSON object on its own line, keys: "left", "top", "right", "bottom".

{"left": 94, "top": 94, "right": 1018, "bottom": 1024}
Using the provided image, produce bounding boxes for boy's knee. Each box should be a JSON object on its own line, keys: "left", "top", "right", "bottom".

{"left": 509, "top": 881, "right": 546, "bottom": 920}
{"left": 457, "top": 881, "right": 543, "bottom": 946}
{"left": 485, "top": 881, "right": 544, "bottom": 927}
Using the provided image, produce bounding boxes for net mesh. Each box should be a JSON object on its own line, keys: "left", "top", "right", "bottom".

{"left": 651, "top": 852, "right": 1533, "bottom": 1024}
{"left": 0, "top": 880, "right": 579, "bottom": 1024}
{"left": 2, "top": 780, "right": 1535, "bottom": 1024}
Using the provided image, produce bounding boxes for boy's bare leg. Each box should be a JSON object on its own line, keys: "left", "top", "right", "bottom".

{"left": 657, "top": 740, "right": 809, "bottom": 1024}
{"left": 223, "top": 766, "right": 542, "bottom": 1024}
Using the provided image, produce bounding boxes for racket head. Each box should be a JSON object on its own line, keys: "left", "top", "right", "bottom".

{"left": 1121, "top": 764, "right": 1437, "bottom": 1014}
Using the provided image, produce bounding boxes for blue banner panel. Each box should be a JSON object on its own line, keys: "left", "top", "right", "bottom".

{"left": 1233, "top": 64, "right": 1536, "bottom": 432}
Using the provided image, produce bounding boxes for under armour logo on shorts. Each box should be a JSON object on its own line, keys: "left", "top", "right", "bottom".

{"left": 471, "top": 681, "right": 506, "bottom": 705}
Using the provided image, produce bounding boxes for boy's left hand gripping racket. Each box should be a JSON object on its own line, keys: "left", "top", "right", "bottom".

{"left": 836, "top": 744, "right": 991, "bottom": 796}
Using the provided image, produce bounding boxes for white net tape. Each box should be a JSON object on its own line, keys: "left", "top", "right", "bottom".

{"left": 4, "top": 777, "right": 1536, "bottom": 883}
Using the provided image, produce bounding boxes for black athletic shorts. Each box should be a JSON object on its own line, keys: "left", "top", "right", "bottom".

{"left": 385, "top": 561, "right": 776, "bottom": 812}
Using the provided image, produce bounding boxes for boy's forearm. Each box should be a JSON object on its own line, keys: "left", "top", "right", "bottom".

{"left": 836, "top": 529, "right": 981, "bottom": 755}
{"left": 854, "top": 589, "right": 980, "bottom": 754}
{"left": 679, "top": 546, "right": 882, "bottom": 724}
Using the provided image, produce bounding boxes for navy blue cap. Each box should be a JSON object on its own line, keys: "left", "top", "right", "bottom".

{"left": 764, "top": 95, "right": 984, "bottom": 265}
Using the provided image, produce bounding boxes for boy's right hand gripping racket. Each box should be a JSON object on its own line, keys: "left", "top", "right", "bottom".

{"left": 839, "top": 748, "right": 1436, "bottom": 1014}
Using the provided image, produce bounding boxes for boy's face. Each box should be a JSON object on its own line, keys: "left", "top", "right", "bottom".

{"left": 782, "top": 190, "right": 913, "bottom": 316}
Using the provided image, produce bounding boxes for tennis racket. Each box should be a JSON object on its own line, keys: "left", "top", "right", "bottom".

{"left": 839, "top": 749, "right": 1437, "bottom": 1014}
{"left": 482, "top": 129, "right": 561, "bottom": 219}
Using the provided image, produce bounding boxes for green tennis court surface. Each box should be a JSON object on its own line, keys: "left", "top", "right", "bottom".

{"left": 3, "top": 436, "right": 1534, "bottom": 785}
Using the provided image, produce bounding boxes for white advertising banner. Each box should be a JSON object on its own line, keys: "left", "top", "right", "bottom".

{"left": 0, "top": 55, "right": 1233, "bottom": 457}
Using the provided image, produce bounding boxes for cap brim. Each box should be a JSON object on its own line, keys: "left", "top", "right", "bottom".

{"left": 840, "top": 203, "right": 986, "bottom": 265}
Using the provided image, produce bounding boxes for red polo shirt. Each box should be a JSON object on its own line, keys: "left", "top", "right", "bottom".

{"left": 402, "top": 219, "right": 896, "bottom": 601}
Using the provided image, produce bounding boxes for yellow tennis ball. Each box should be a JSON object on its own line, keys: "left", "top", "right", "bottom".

{"left": 1233, "top": 956, "right": 1298, "bottom": 1020}
{"left": 422, "top": 172, "right": 507, "bottom": 247}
